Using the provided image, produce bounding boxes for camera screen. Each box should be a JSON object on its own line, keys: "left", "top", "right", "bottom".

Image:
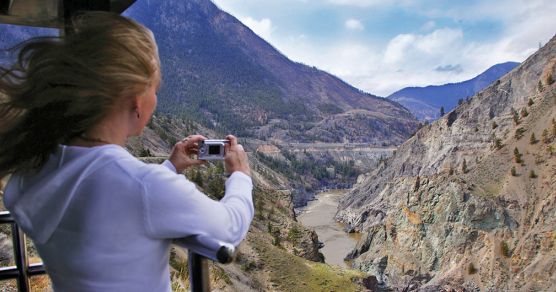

{"left": 208, "top": 145, "right": 221, "bottom": 155}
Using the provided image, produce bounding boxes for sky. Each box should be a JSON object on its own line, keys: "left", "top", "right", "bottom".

{"left": 212, "top": 0, "right": 556, "bottom": 96}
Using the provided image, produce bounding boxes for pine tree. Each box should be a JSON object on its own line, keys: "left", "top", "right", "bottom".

{"left": 514, "top": 147, "right": 522, "bottom": 163}
{"left": 528, "top": 98, "right": 534, "bottom": 106}
{"left": 512, "top": 108, "right": 520, "bottom": 125}
{"left": 520, "top": 108, "right": 528, "bottom": 117}
{"left": 530, "top": 133, "right": 537, "bottom": 144}
{"left": 511, "top": 166, "right": 517, "bottom": 176}
{"left": 529, "top": 170, "right": 537, "bottom": 178}
{"left": 462, "top": 159, "right": 468, "bottom": 173}
{"left": 542, "top": 129, "right": 550, "bottom": 144}
{"left": 440, "top": 106, "right": 445, "bottom": 117}
{"left": 495, "top": 138, "right": 503, "bottom": 150}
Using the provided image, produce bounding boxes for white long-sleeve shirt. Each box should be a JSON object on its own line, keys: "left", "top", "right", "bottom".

{"left": 3, "top": 144, "right": 254, "bottom": 292}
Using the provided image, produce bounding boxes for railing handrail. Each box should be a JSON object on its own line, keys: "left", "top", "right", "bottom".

{"left": 0, "top": 210, "right": 234, "bottom": 292}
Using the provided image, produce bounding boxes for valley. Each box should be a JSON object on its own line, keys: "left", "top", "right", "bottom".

{"left": 0, "top": 0, "right": 554, "bottom": 291}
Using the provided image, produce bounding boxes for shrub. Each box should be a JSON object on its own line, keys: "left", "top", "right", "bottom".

{"left": 514, "top": 127, "right": 525, "bottom": 140}
{"left": 520, "top": 108, "right": 528, "bottom": 118}
{"left": 511, "top": 166, "right": 517, "bottom": 176}
{"left": 514, "top": 148, "right": 523, "bottom": 163}
{"left": 530, "top": 133, "right": 537, "bottom": 144}
{"left": 462, "top": 159, "right": 468, "bottom": 173}
{"left": 501, "top": 241, "right": 511, "bottom": 257}
{"left": 528, "top": 98, "right": 534, "bottom": 106}
{"left": 529, "top": 170, "right": 537, "bottom": 178}
{"left": 287, "top": 226, "right": 302, "bottom": 244}
{"left": 468, "top": 263, "right": 477, "bottom": 274}
{"left": 512, "top": 108, "right": 520, "bottom": 125}
{"left": 495, "top": 138, "right": 503, "bottom": 150}
{"left": 139, "top": 148, "right": 152, "bottom": 157}
{"left": 542, "top": 129, "right": 550, "bottom": 143}
{"left": 492, "top": 121, "right": 498, "bottom": 129}
{"left": 272, "top": 234, "right": 281, "bottom": 246}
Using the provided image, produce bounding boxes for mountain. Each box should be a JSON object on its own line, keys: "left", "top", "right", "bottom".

{"left": 336, "top": 36, "right": 556, "bottom": 290}
{"left": 388, "top": 62, "right": 520, "bottom": 121}
{"left": 122, "top": 0, "right": 418, "bottom": 144}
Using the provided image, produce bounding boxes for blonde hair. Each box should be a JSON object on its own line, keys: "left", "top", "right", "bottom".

{"left": 0, "top": 12, "right": 160, "bottom": 177}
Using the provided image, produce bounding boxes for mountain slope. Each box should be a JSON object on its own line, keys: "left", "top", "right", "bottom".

{"left": 388, "top": 62, "right": 520, "bottom": 121}
{"left": 337, "top": 36, "right": 556, "bottom": 290}
{"left": 124, "top": 0, "right": 418, "bottom": 144}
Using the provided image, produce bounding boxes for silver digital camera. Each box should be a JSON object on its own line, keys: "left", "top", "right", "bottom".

{"left": 198, "top": 139, "right": 229, "bottom": 160}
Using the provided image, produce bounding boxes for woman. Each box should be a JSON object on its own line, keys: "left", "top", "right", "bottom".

{"left": 0, "top": 12, "right": 253, "bottom": 291}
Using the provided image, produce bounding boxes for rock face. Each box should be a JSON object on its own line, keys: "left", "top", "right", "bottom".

{"left": 337, "top": 35, "right": 556, "bottom": 290}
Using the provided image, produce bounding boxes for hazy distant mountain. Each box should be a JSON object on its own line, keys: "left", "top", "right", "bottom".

{"left": 124, "top": 0, "right": 418, "bottom": 144}
{"left": 388, "top": 62, "right": 520, "bottom": 121}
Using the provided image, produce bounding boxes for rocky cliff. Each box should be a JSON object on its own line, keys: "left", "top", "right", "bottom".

{"left": 337, "top": 35, "right": 556, "bottom": 290}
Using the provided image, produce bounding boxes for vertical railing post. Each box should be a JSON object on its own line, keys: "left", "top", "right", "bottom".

{"left": 12, "top": 225, "right": 30, "bottom": 292}
{"left": 188, "top": 251, "right": 210, "bottom": 292}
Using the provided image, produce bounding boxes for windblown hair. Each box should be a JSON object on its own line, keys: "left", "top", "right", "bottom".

{"left": 0, "top": 12, "right": 160, "bottom": 178}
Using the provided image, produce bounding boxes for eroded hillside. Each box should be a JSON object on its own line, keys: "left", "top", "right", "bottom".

{"left": 337, "top": 35, "right": 556, "bottom": 290}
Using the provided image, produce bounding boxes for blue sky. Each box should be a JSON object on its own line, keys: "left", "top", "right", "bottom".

{"left": 213, "top": 0, "right": 556, "bottom": 96}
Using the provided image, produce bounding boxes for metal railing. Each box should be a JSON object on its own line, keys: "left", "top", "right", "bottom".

{"left": 0, "top": 211, "right": 235, "bottom": 292}
{"left": 0, "top": 211, "right": 46, "bottom": 292}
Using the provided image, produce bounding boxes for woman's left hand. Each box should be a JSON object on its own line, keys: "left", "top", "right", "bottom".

{"left": 169, "top": 134, "right": 207, "bottom": 173}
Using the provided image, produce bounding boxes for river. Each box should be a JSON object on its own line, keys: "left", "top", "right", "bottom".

{"left": 296, "top": 190, "right": 359, "bottom": 268}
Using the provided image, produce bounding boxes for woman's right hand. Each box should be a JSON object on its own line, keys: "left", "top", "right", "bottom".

{"left": 224, "top": 135, "right": 251, "bottom": 177}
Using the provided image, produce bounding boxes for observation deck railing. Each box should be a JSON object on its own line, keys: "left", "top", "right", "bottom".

{"left": 0, "top": 211, "right": 234, "bottom": 292}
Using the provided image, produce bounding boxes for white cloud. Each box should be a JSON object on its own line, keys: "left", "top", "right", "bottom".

{"left": 240, "top": 17, "right": 275, "bottom": 42}
{"left": 345, "top": 19, "right": 364, "bottom": 30}
{"left": 384, "top": 34, "right": 415, "bottom": 63}
{"left": 213, "top": 0, "right": 556, "bottom": 96}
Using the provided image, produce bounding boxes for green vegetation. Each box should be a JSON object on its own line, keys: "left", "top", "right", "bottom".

{"left": 494, "top": 138, "right": 503, "bottom": 150}
{"left": 529, "top": 170, "right": 537, "bottom": 178}
{"left": 511, "top": 166, "right": 517, "bottom": 176}
{"left": 250, "top": 233, "right": 364, "bottom": 291}
{"left": 139, "top": 148, "right": 153, "bottom": 157}
{"left": 468, "top": 262, "right": 478, "bottom": 274}
{"left": 530, "top": 133, "right": 537, "bottom": 144}
{"left": 256, "top": 150, "right": 359, "bottom": 193}
{"left": 512, "top": 108, "right": 520, "bottom": 125}
{"left": 462, "top": 159, "right": 468, "bottom": 174}
{"left": 492, "top": 121, "right": 498, "bottom": 129}
{"left": 287, "top": 225, "right": 302, "bottom": 245}
{"left": 520, "top": 108, "right": 528, "bottom": 118}
{"left": 514, "top": 148, "right": 523, "bottom": 163}
{"left": 514, "top": 127, "right": 525, "bottom": 140}
{"left": 542, "top": 129, "right": 550, "bottom": 144}
{"left": 500, "top": 241, "right": 511, "bottom": 257}
{"left": 528, "top": 98, "right": 534, "bottom": 106}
